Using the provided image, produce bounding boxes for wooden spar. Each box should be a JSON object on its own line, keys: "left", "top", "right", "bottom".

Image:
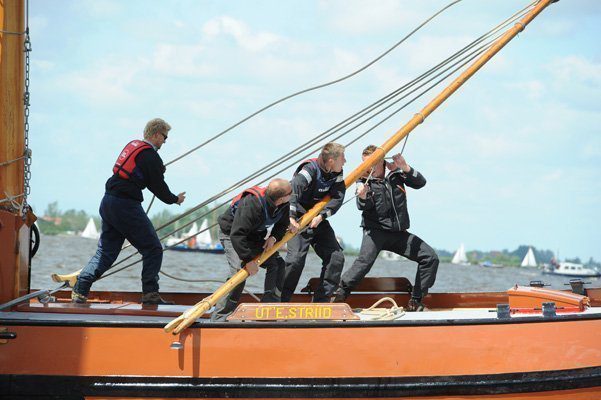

{"left": 165, "top": 0, "right": 558, "bottom": 334}
{"left": 0, "top": 0, "right": 30, "bottom": 305}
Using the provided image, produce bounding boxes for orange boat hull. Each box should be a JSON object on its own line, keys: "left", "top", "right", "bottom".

{"left": 2, "top": 308, "right": 600, "bottom": 398}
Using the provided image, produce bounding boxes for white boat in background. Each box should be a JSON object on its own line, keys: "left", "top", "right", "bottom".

{"left": 165, "top": 220, "right": 224, "bottom": 254}
{"left": 451, "top": 243, "right": 469, "bottom": 265}
{"left": 80, "top": 218, "right": 100, "bottom": 240}
{"left": 197, "top": 219, "right": 213, "bottom": 248}
{"left": 520, "top": 247, "right": 537, "bottom": 268}
{"left": 544, "top": 262, "right": 600, "bottom": 278}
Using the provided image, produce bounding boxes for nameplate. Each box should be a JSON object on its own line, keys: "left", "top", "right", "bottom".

{"left": 227, "top": 303, "right": 359, "bottom": 321}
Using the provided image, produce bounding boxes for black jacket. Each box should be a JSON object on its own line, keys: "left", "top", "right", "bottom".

{"left": 357, "top": 167, "right": 426, "bottom": 232}
{"left": 105, "top": 147, "right": 178, "bottom": 204}
{"left": 289, "top": 162, "right": 346, "bottom": 220}
{"left": 218, "top": 195, "right": 290, "bottom": 263}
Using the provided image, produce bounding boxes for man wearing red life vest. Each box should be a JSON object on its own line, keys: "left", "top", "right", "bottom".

{"left": 281, "top": 142, "right": 347, "bottom": 303}
{"left": 211, "top": 179, "right": 294, "bottom": 321}
{"left": 72, "top": 118, "right": 186, "bottom": 305}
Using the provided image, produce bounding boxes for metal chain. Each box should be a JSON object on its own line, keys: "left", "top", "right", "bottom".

{"left": 22, "top": 28, "right": 32, "bottom": 217}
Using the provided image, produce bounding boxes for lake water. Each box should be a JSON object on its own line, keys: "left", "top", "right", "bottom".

{"left": 31, "top": 234, "right": 597, "bottom": 294}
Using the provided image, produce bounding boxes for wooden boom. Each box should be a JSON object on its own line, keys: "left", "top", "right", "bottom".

{"left": 164, "top": 0, "right": 558, "bottom": 334}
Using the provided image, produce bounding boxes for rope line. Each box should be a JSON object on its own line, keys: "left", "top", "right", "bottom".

{"left": 146, "top": 1, "right": 535, "bottom": 235}
{"left": 143, "top": 0, "right": 466, "bottom": 215}
{"left": 90, "top": 2, "right": 535, "bottom": 283}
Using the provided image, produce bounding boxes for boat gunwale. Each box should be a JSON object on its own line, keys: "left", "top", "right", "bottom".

{"left": 2, "top": 309, "right": 601, "bottom": 329}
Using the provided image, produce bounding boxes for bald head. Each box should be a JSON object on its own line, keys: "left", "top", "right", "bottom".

{"left": 266, "top": 178, "right": 292, "bottom": 205}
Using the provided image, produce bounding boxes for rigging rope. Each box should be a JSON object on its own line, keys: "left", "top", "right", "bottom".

{"left": 86, "top": 1, "right": 537, "bottom": 283}
{"left": 99, "top": 35, "right": 498, "bottom": 282}
{"left": 143, "top": 0, "right": 464, "bottom": 215}
{"left": 145, "top": 0, "right": 536, "bottom": 236}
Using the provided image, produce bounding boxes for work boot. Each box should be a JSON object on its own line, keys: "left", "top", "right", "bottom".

{"left": 141, "top": 292, "right": 175, "bottom": 305}
{"left": 71, "top": 291, "right": 88, "bottom": 304}
{"left": 331, "top": 287, "right": 349, "bottom": 303}
{"left": 407, "top": 297, "right": 428, "bottom": 312}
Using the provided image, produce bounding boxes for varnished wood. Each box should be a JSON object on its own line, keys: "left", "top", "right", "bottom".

{"left": 0, "top": 1, "right": 28, "bottom": 304}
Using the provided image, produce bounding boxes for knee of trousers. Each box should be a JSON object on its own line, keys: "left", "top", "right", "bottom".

{"left": 286, "top": 255, "right": 306, "bottom": 271}
{"left": 330, "top": 250, "right": 345, "bottom": 271}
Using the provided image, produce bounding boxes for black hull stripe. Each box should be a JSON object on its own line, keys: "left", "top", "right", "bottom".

{"left": 1, "top": 366, "right": 600, "bottom": 398}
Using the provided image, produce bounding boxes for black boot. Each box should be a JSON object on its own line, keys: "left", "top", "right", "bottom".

{"left": 331, "top": 287, "right": 349, "bottom": 303}
{"left": 141, "top": 292, "right": 175, "bottom": 305}
{"left": 407, "top": 297, "right": 427, "bottom": 312}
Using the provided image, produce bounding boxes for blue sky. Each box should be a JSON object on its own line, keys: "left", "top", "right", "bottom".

{"left": 27, "top": 0, "right": 600, "bottom": 260}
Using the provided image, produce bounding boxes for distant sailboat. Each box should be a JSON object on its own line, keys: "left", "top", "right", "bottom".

{"left": 165, "top": 220, "right": 224, "bottom": 254}
{"left": 80, "top": 218, "right": 100, "bottom": 240}
{"left": 186, "top": 222, "right": 200, "bottom": 248}
{"left": 520, "top": 247, "right": 537, "bottom": 268}
{"left": 451, "top": 243, "right": 469, "bottom": 265}
{"left": 197, "top": 219, "right": 212, "bottom": 248}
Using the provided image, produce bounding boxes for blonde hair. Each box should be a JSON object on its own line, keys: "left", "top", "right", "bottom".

{"left": 319, "top": 142, "right": 345, "bottom": 163}
{"left": 143, "top": 118, "right": 171, "bottom": 140}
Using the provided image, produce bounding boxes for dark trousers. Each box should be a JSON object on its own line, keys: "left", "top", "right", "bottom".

{"left": 211, "top": 230, "right": 285, "bottom": 322}
{"left": 339, "top": 228, "right": 439, "bottom": 300}
{"left": 74, "top": 193, "right": 163, "bottom": 296}
{"left": 281, "top": 220, "right": 345, "bottom": 303}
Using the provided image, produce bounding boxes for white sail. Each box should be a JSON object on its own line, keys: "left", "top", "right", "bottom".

{"left": 451, "top": 243, "right": 468, "bottom": 265}
{"left": 520, "top": 247, "right": 537, "bottom": 267}
{"left": 197, "top": 219, "right": 213, "bottom": 247}
{"left": 186, "top": 222, "right": 199, "bottom": 239}
{"left": 80, "top": 218, "right": 100, "bottom": 240}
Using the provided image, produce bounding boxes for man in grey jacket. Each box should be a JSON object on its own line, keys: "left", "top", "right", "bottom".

{"left": 333, "top": 145, "right": 439, "bottom": 311}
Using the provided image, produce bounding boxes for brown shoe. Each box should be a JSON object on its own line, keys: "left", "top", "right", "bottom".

{"left": 407, "top": 298, "right": 428, "bottom": 312}
{"left": 71, "top": 291, "right": 88, "bottom": 304}
{"left": 141, "top": 292, "right": 174, "bottom": 305}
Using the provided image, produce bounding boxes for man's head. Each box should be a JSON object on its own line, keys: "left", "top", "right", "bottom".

{"left": 266, "top": 178, "right": 292, "bottom": 206}
{"left": 144, "top": 118, "right": 171, "bottom": 150}
{"left": 319, "top": 142, "right": 346, "bottom": 173}
{"left": 362, "top": 145, "right": 385, "bottom": 178}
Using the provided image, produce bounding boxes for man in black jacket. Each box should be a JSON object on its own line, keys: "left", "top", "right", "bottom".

{"left": 334, "top": 145, "right": 439, "bottom": 311}
{"left": 281, "top": 142, "right": 346, "bottom": 303}
{"left": 211, "top": 179, "right": 294, "bottom": 322}
{"left": 72, "top": 118, "right": 186, "bottom": 305}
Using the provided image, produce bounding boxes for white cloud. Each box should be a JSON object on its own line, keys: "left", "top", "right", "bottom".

{"left": 508, "top": 80, "right": 545, "bottom": 100}
{"left": 61, "top": 61, "right": 141, "bottom": 104}
{"left": 152, "top": 43, "right": 215, "bottom": 77}
{"left": 202, "top": 16, "right": 282, "bottom": 52}
{"left": 76, "top": 0, "right": 122, "bottom": 18}
{"left": 542, "top": 169, "right": 563, "bottom": 182}
{"left": 33, "top": 60, "right": 55, "bottom": 71}
{"left": 550, "top": 56, "right": 601, "bottom": 86}
{"left": 321, "top": 0, "right": 422, "bottom": 35}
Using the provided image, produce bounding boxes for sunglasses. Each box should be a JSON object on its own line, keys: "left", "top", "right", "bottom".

{"left": 159, "top": 132, "right": 168, "bottom": 141}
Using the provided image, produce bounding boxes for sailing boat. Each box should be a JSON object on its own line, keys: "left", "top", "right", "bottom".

{"left": 166, "top": 220, "right": 224, "bottom": 254}
{"left": 520, "top": 247, "right": 537, "bottom": 268}
{"left": 2, "top": 1, "right": 601, "bottom": 398}
{"left": 451, "top": 243, "right": 469, "bottom": 265}
{"left": 79, "top": 217, "right": 99, "bottom": 240}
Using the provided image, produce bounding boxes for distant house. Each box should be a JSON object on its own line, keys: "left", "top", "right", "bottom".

{"left": 41, "top": 215, "right": 62, "bottom": 225}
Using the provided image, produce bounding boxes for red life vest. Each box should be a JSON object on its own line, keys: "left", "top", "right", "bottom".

{"left": 112, "top": 140, "right": 152, "bottom": 180}
{"left": 230, "top": 186, "right": 286, "bottom": 228}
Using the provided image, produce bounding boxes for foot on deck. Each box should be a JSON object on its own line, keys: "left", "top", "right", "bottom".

{"left": 141, "top": 292, "right": 175, "bottom": 305}
{"left": 71, "top": 291, "right": 88, "bottom": 304}
{"left": 407, "top": 298, "right": 428, "bottom": 312}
